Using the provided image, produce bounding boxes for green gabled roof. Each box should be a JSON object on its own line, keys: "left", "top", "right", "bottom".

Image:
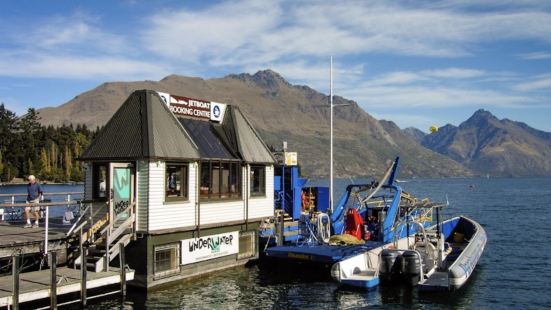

{"left": 230, "top": 106, "right": 276, "bottom": 164}
{"left": 81, "top": 90, "right": 199, "bottom": 160}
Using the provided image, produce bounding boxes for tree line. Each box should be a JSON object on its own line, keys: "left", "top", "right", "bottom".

{"left": 0, "top": 104, "right": 98, "bottom": 183}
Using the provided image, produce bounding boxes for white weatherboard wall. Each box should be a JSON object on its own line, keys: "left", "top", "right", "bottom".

{"left": 136, "top": 160, "right": 149, "bottom": 232}
{"left": 84, "top": 163, "right": 93, "bottom": 201}
{"left": 247, "top": 165, "right": 274, "bottom": 219}
{"left": 147, "top": 161, "right": 197, "bottom": 231}
{"left": 200, "top": 200, "right": 244, "bottom": 225}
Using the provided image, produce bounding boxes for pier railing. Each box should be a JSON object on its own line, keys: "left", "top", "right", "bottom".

{"left": 0, "top": 192, "right": 134, "bottom": 308}
{"left": 0, "top": 192, "right": 83, "bottom": 222}
{"left": 66, "top": 199, "right": 135, "bottom": 273}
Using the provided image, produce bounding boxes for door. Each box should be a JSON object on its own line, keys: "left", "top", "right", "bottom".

{"left": 110, "top": 163, "right": 135, "bottom": 227}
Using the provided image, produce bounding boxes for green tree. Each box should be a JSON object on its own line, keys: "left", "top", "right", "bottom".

{"left": 39, "top": 148, "right": 50, "bottom": 174}
{"left": 64, "top": 144, "right": 72, "bottom": 181}
{"left": 0, "top": 151, "right": 4, "bottom": 181}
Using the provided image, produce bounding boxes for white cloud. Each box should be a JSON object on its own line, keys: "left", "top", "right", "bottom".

{"left": 0, "top": 54, "right": 169, "bottom": 80}
{"left": 344, "top": 84, "right": 534, "bottom": 109}
{"left": 368, "top": 72, "right": 426, "bottom": 86}
{"left": 142, "top": 1, "right": 281, "bottom": 63}
{"left": 421, "top": 68, "right": 485, "bottom": 79}
{"left": 15, "top": 13, "right": 128, "bottom": 54}
{"left": 140, "top": 0, "right": 551, "bottom": 66}
{"left": 518, "top": 52, "right": 551, "bottom": 60}
{"left": 363, "top": 67, "right": 485, "bottom": 88}
{"left": 514, "top": 76, "right": 551, "bottom": 91}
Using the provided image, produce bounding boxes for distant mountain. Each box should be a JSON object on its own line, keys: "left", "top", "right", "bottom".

{"left": 37, "top": 70, "right": 471, "bottom": 178}
{"left": 422, "top": 109, "right": 551, "bottom": 176}
{"left": 402, "top": 127, "right": 427, "bottom": 143}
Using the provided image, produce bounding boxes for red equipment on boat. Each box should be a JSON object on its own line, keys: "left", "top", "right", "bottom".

{"left": 344, "top": 208, "right": 365, "bottom": 240}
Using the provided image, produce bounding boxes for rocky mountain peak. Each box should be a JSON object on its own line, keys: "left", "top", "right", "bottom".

{"left": 465, "top": 109, "right": 497, "bottom": 127}
{"left": 228, "top": 69, "right": 290, "bottom": 89}
{"left": 402, "top": 127, "right": 427, "bottom": 143}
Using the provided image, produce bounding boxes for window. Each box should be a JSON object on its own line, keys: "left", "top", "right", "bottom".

{"left": 93, "top": 164, "right": 108, "bottom": 200}
{"left": 200, "top": 160, "right": 241, "bottom": 200}
{"left": 238, "top": 231, "right": 256, "bottom": 260}
{"left": 250, "top": 165, "right": 265, "bottom": 197}
{"left": 154, "top": 244, "right": 180, "bottom": 278}
{"left": 165, "top": 163, "right": 188, "bottom": 201}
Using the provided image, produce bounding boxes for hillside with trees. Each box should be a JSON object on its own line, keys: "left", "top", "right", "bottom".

{"left": 0, "top": 104, "right": 97, "bottom": 183}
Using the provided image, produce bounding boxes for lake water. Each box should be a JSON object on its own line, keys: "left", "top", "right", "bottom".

{"left": 2, "top": 178, "right": 550, "bottom": 309}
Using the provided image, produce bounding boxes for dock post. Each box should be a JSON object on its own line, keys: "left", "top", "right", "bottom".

{"left": 277, "top": 212, "right": 284, "bottom": 246}
{"left": 119, "top": 243, "right": 126, "bottom": 298}
{"left": 50, "top": 252, "right": 57, "bottom": 309}
{"left": 12, "top": 255, "right": 19, "bottom": 310}
{"left": 80, "top": 244, "right": 87, "bottom": 307}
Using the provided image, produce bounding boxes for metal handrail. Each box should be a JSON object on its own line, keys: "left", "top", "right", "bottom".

{"left": 0, "top": 192, "right": 83, "bottom": 197}
{"left": 0, "top": 201, "right": 81, "bottom": 208}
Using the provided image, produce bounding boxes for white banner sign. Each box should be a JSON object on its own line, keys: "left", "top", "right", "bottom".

{"left": 210, "top": 102, "right": 227, "bottom": 122}
{"left": 156, "top": 91, "right": 228, "bottom": 123}
{"left": 181, "top": 231, "right": 239, "bottom": 265}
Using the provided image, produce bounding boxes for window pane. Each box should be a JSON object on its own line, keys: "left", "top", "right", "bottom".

{"left": 154, "top": 244, "right": 179, "bottom": 276}
{"left": 165, "top": 164, "right": 188, "bottom": 200}
{"left": 250, "top": 166, "right": 265, "bottom": 196}
{"left": 166, "top": 165, "right": 181, "bottom": 197}
{"left": 93, "top": 164, "right": 108, "bottom": 199}
{"left": 200, "top": 162, "right": 210, "bottom": 199}
{"left": 221, "top": 163, "right": 230, "bottom": 198}
{"left": 230, "top": 163, "right": 241, "bottom": 197}
{"left": 181, "top": 165, "right": 188, "bottom": 198}
{"left": 212, "top": 162, "right": 220, "bottom": 196}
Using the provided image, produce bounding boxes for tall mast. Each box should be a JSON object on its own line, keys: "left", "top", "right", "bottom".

{"left": 330, "top": 56, "right": 334, "bottom": 213}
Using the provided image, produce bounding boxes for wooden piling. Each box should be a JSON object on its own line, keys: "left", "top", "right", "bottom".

{"left": 12, "top": 255, "right": 19, "bottom": 310}
{"left": 277, "top": 212, "right": 284, "bottom": 246}
{"left": 119, "top": 243, "right": 126, "bottom": 298}
{"left": 80, "top": 244, "right": 87, "bottom": 307}
{"left": 50, "top": 252, "right": 57, "bottom": 309}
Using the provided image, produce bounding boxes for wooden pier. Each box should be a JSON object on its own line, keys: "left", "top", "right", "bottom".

{"left": 0, "top": 262, "right": 134, "bottom": 308}
{"left": 0, "top": 222, "right": 67, "bottom": 258}
{"left": 0, "top": 192, "right": 136, "bottom": 308}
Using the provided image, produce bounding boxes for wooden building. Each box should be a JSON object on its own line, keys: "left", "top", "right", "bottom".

{"left": 80, "top": 90, "right": 275, "bottom": 288}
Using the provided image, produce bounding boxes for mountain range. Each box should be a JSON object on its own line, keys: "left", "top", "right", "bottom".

{"left": 36, "top": 70, "right": 551, "bottom": 177}
{"left": 36, "top": 70, "right": 470, "bottom": 178}
{"left": 417, "top": 109, "right": 551, "bottom": 177}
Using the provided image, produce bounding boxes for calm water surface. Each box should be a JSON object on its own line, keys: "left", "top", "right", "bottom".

{"left": 2, "top": 178, "right": 550, "bottom": 309}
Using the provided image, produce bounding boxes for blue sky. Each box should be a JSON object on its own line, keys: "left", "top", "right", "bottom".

{"left": 1, "top": 0, "right": 551, "bottom": 132}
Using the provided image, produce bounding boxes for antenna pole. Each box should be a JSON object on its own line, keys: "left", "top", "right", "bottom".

{"left": 330, "top": 56, "right": 334, "bottom": 213}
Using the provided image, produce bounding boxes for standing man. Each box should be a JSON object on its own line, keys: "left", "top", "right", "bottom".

{"left": 25, "top": 175, "right": 43, "bottom": 228}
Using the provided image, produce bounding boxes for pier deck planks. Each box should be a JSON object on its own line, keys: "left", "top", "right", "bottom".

{"left": 0, "top": 222, "right": 68, "bottom": 257}
{"left": 0, "top": 266, "right": 134, "bottom": 307}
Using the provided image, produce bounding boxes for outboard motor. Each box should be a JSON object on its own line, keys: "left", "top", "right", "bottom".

{"left": 379, "top": 249, "right": 399, "bottom": 283}
{"left": 401, "top": 250, "right": 421, "bottom": 286}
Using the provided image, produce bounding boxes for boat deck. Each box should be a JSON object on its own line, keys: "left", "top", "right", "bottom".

{"left": 265, "top": 241, "right": 383, "bottom": 264}
{"left": 418, "top": 271, "right": 449, "bottom": 291}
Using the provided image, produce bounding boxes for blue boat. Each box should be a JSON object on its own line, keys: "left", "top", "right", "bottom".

{"left": 261, "top": 157, "right": 434, "bottom": 268}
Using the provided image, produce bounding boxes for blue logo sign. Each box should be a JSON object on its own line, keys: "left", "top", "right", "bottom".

{"left": 213, "top": 105, "right": 221, "bottom": 118}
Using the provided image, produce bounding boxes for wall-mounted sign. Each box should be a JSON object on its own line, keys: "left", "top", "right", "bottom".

{"left": 181, "top": 231, "right": 239, "bottom": 265}
{"left": 285, "top": 152, "right": 298, "bottom": 166}
{"left": 210, "top": 102, "right": 226, "bottom": 122}
{"left": 156, "top": 91, "right": 227, "bottom": 122}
